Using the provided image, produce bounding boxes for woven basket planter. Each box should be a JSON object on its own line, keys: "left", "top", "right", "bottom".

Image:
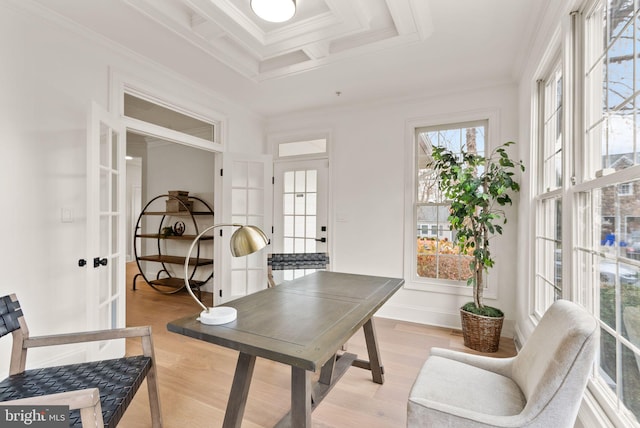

{"left": 460, "top": 308, "right": 504, "bottom": 353}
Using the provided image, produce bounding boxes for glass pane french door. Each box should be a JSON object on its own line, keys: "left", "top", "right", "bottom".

{"left": 273, "top": 159, "right": 329, "bottom": 281}
{"left": 87, "top": 102, "right": 126, "bottom": 360}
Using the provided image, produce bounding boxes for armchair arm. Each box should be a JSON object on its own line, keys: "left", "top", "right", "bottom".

{"left": 12, "top": 326, "right": 156, "bottom": 374}
{"left": 2, "top": 388, "right": 104, "bottom": 428}
{"left": 24, "top": 326, "right": 152, "bottom": 348}
{"left": 430, "top": 347, "right": 516, "bottom": 377}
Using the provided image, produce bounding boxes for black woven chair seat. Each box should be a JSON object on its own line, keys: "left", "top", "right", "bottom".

{"left": 268, "top": 253, "right": 329, "bottom": 270}
{"left": 0, "top": 355, "right": 151, "bottom": 428}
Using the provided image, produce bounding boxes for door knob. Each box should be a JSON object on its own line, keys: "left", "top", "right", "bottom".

{"left": 315, "top": 237, "right": 326, "bottom": 243}
{"left": 93, "top": 257, "right": 108, "bottom": 268}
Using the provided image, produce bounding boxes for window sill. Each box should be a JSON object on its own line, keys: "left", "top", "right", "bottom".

{"left": 579, "top": 379, "right": 639, "bottom": 428}
{"left": 403, "top": 277, "right": 498, "bottom": 300}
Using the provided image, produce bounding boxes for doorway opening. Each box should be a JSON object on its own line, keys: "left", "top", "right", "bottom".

{"left": 123, "top": 91, "right": 220, "bottom": 324}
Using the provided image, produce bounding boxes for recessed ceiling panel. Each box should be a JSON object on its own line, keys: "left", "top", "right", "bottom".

{"left": 124, "top": 0, "right": 433, "bottom": 81}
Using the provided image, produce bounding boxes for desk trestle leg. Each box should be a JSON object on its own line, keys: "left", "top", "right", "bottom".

{"left": 291, "top": 367, "right": 312, "bottom": 427}
{"left": 223, "top": 353, "right": 256, "bottom": 428}
{"left": 355, "top": 318, "right": 385, "bottom": 384}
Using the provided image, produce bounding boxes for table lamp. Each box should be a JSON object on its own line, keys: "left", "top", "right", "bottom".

{"left": 184, "top": 224, "right": 268, "bottom": 325}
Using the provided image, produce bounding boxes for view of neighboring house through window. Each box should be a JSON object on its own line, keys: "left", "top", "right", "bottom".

{"left": 414, "top": 121, "right": 486, "bottom": 284}
{"left": 576, "top": 0, "right": 640, "bottom": 422}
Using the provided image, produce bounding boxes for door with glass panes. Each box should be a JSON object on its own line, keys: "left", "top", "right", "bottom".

{"left": 273, "top": 159, "right": 329, "bottom": 283}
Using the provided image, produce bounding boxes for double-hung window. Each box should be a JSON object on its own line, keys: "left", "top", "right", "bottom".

{"left": 414, "top": 121, "right": 486, "bottom": 284}
{"left": 534, "top": 60, "right": 564, "bottom": 317}
{"left": 533, "top": 1, "right": 640, "bottom": 423}
{"left": 577, "top": 0, "right": 640, "bottom": 421}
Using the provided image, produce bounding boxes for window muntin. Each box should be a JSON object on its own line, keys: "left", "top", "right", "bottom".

{"left": 415, "top": 121, "right": 486, "bottom": 282}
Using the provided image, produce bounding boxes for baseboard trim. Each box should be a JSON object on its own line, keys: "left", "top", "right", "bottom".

{"left": 377, "top": 302, "right": 515, "bottom": 338}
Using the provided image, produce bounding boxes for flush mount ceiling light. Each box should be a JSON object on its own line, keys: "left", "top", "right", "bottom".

{"left": 250, "top": 0, "right": 296, "bottom": 23}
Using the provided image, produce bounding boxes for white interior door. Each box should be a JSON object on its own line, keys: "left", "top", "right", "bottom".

{"left": 86, "top": 102, "right": 126, "bottom": 360}
{"left": 215, "top": 153, "right": 273, "bottom": 303}
{"left": 273, "top": 158, "right": 329, "bottom": 281}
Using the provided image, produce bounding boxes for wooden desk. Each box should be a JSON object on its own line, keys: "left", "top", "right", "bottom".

{"left": 167, "top": 271, "right": 404, "bottom": 427}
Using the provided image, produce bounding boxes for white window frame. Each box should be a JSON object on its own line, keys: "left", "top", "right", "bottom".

{"left": 403, "top": 109, "right": 500, "bottom": 299}
{"left": 532, "top": 53, "right": 566, "bottom": 319}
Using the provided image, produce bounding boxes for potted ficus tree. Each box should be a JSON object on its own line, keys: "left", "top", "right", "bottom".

{"left": 429, "top": 141, "right": 524, "bottom": 353}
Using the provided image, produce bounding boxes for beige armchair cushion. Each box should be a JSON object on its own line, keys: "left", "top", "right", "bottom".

{"left": 407, "top": 300, "right": 599, "bottom": 428}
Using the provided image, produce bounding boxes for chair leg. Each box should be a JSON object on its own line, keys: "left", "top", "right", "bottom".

{"left": 146, "top": 362, "right": 163, "bottom": 427}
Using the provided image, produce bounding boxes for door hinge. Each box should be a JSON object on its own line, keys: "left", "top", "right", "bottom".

{"left": 272, "top": 226, "right": 274, "bottom": 233}
{"left": 220, "top": 169, "right": 223, "bottom": 176}
{"left": 219, "top": 290, "right": 222, "bottom": 298}
{"left": 272, "top": 176, "right": 275, "bottom": 184}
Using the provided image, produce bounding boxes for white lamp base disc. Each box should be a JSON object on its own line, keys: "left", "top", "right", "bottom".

{"left": 197, "top": 307, "right": 237, "bottom": 325}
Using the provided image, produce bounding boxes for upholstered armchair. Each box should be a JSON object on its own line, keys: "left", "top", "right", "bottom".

{"left": 407, "top": 300, "right": 599, "bottom": 427}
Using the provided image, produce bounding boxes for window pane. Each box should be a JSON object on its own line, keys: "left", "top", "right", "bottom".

{"left": 124, "top": 93, "right": 216, "bottom": 142}
{"left": 295, "top": 171, "right": 305, "bottom": 193}
{"left": 306, "top": 170, "right": 317, "bottom": 192}
{"left": 284, "top": 171, "right": 295, "bottom": 193}
{"left": 278, "top": 139, "right": 327, "bottom": 157}
{"left": 621, "top": 344, "right": 640, "bottom": 420}
{"left": 542, "top": 65, "right": 563, "bottom": 192}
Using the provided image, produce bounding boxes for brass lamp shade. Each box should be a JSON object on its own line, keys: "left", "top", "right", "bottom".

{"left": 230, "top": 225, "right": 269, "bottom": 257}
{"left": 184, "top": 223, "right": 268, "bottom": 324}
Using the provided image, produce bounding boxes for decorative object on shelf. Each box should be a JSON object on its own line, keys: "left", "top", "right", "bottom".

{"left": 184, "top": 224, "right": 268, "bottom": 325}
{"left": 166, "top": 190, "right": 192, "bottom": 212}
{"left": 133, "top": 194, "right": 214, "bottom": 296}
{"left": 429, "top": 141, "right": 524, "bottom": 352}
{"left": 250, "top": 0, "right": 296, "bottom": 23}
{"left": 172, "top": 221, "right": 185, "bottom": 236}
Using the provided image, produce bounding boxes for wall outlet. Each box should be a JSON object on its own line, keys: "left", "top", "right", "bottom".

{"left": 61, "top": 207, "right": 73, "bottom": 223}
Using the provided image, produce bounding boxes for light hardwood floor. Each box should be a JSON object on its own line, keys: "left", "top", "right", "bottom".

{"left": 120, "top": 263, "right": 516, "bottom": 427}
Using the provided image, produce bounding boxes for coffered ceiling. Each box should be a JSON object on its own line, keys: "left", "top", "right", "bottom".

{"left": 125, "top": 0, "right": 433, "bottom": 81}
{"left": 27, "top": 0, "right": 550, "bottom": 116}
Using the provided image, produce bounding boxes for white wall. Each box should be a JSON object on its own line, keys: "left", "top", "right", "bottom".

{"left": 0, "top": 2, "right": 263, "bottom": 373}
{"left": 266, "top": 83, "right": 521, "bottom": 336}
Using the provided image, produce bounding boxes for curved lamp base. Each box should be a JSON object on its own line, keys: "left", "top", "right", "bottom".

{"left": 197, "top": 306, "right": 237, "bottom": 325}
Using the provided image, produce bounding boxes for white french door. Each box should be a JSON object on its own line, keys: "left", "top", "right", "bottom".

{"left": 86, "top": 102, "right": 126, "bottom": 360}
{"left": 273, "top": 158, "right": 329, "bottom": 281}
{"left": 215, "top": 153, "right": 273, "bottom": 303}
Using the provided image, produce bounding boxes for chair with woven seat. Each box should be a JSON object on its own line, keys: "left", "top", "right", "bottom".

{"left": 267, "top": 252, "right": 330, "bottom": 287}
{"left": 407, "top": 299, "right": 599, "bottom": 428}
{"left": 0, "top": 294, "right": 162, "bottom": 428}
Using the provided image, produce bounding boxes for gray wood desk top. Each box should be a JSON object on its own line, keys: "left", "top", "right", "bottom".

{"left": 167, "top": 271, "right": 404, "bottom": 372}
